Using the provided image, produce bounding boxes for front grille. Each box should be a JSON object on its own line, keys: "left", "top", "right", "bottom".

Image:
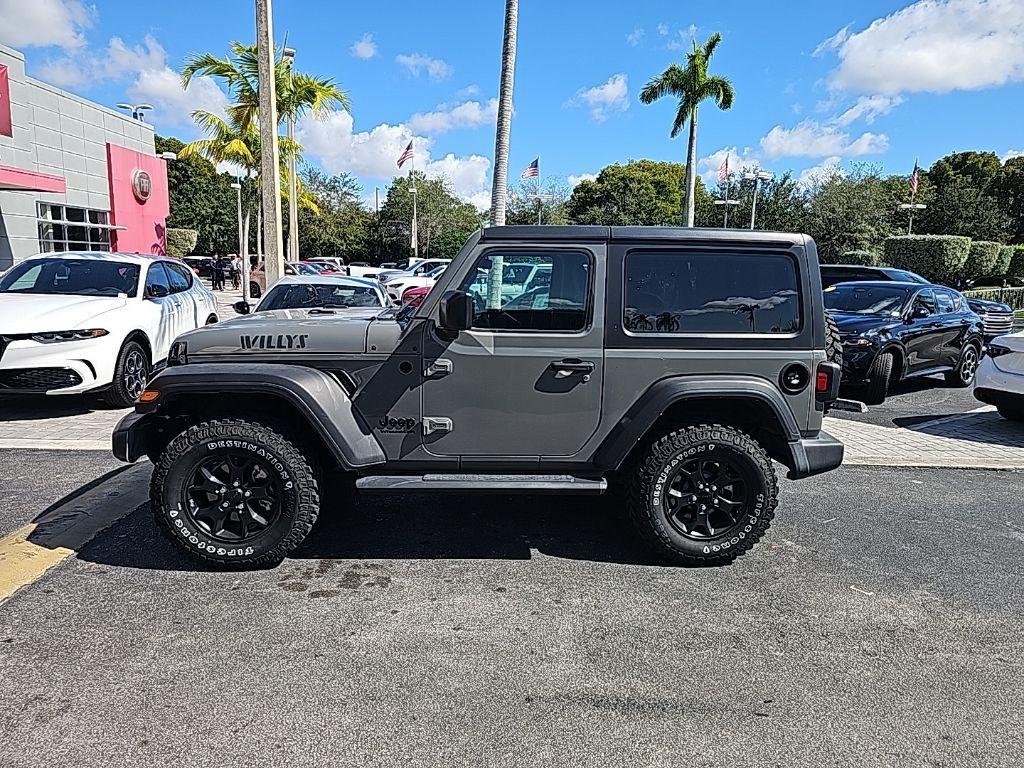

{"left": 0, "top": 368, "right": 83, "bottom": 391}
{"left": 981, "top": 312, "right": 1014, "bottom": 335}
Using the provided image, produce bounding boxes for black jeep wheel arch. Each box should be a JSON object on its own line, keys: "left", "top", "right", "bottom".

{"left": 114, "top": 363, "right": 386, "bottom": 470}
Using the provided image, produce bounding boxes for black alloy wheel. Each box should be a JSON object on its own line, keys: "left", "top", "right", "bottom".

{"left": 182, "top": 452, "right": 284, "bottom": 543}
{"left": 661, "top": 456, "right": 750, "bottom": 540}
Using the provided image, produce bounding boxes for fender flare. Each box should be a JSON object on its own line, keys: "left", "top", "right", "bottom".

{"left": 591, "top": 375, "right": 802, "bottom": 471}
{"left": 118, "top": 363, "right": 385, "bottom": 469}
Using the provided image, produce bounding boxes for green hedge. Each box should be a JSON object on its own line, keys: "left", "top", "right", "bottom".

{"left": 884, "top": 235, "right": 971, "bottom": 283}
{"left": 964, "top": 240, "right": 1002, "bottom": 279}
{"left": 166, "top": 227, "right": 198, "bottom": 258}
{"left": 840, "top": 250, "right": 881, "bottom": 266}
{"left": 995, "top": 245, "right": 1015, "bottom": 276}
{"left": 1008, "top": 245, "right": 1024, "bottom": 279}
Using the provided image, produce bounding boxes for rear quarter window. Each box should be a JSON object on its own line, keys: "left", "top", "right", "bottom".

{"left": 624, "top": 251, "right": 801, "bottom": 335}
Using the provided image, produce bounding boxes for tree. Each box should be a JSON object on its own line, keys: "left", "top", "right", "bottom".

{"left": 505, "top": 179, "right": 571, "bottom": 225}
{"left": 917, "top": 152, "right": 1011, "bottom": 242}
{"left": 489, "top": 0, "right": 519, "bottom": 226}
{"left": 157, "top": 136, "right": 238, "bottom": 255}
{"left": 288, "top": 167, "right": 372, "bottom": 261}
{"left": 566, "top": 160, "right": 711, "bottom": 225}
{"left": 379, "top": 174, "right": 481, "bottom": 260}
{"left": 639, "top": 33, "right": 735, "bottom": 227}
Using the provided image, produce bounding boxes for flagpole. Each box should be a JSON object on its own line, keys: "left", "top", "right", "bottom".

{"left": 723, "top": 154, "right": 730, "bottom": 228}
{"left": 410, "top": 148, "right": 419, "bottom": 258}
{"left": 537, "top": 157, "right": 542, "bottom": 226}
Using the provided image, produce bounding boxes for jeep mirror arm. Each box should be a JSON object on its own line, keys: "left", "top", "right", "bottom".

{"left": 438, "top": 290, "right": 474, "bottom": 332}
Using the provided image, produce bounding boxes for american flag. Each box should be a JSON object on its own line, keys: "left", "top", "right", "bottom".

{"left": 521, "top": 158, "right": 539, "bottom": 180}
{"left": 717, "top": 154, "right": 731, "bottom": 183}
{"left": 397, "top": 141, "right": 414, "bottom": 168}
{"left": 909, "top": 160, "right": 919, "bottom": 195}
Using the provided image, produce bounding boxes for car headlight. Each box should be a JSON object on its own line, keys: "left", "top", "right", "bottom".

{"left": 168, "top": 340, "right": 188, "bottom": 366}
{"left": 31, "top": 329, "right": 109, "bottom": 343}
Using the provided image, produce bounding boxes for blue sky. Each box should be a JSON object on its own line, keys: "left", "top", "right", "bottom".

{"left": 3, "top": 0, "right": 1023, "bottom": 206}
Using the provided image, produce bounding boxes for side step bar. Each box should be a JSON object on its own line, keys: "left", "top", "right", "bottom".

{"left": 356, "top": 474, "right": 607, "bottom": 494}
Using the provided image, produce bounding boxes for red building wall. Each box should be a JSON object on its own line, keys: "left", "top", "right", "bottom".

{"left": 107, "top": 143, "right": 169, "bottom": 255}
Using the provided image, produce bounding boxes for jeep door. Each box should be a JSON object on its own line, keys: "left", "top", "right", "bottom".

{"left": 420, "top": 245, "right": 604, "bottom": 457}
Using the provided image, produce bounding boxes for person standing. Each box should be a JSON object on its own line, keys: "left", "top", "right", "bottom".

{"left": 211, "top": 256, "right": 225, "bottom": 291}
{"left": 231, "top": 254, "right": 241, "bottom": 290}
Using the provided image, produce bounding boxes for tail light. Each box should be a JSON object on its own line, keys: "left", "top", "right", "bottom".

{"left": 815, "top": 361, "right": 841, "bottom": 403}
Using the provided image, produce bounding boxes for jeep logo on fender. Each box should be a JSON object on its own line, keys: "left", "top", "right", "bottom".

{"left": 378, "top": 415, "right": 416, "bottom": 433}
{"left": 240, "top": 334, "right": 309, "bottom": 350}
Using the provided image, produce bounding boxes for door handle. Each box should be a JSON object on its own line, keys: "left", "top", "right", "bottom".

{"left": 550, "top": 359, "right": 595, "bottom": 379}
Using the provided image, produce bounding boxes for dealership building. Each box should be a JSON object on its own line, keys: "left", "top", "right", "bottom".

{"left": 0, "top": 42, "right": 170, "bottom": 271}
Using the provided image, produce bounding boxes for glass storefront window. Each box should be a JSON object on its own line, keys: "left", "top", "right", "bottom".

{"left": 37, "top": 203, "right": 113, "bottom": 253}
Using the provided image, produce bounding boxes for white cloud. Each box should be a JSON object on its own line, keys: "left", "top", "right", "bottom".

{"left": 1003, "top": 149, "right": 1024, "bottom": 162}
{"left": 813, "top": 25, "right": 851, "bottom": 57}
{"left": 568, "top": 172, "right": 598, "bottom": 186}
{"left": 350, "top": 33, "right": 378, "bottom": 60}
{"left": 697, "top": 146, "right": 764, "bottom": 185}
{"left": 761, "top": 120, "right": 888, "bottom": 159}
{"left": 626, "top": 28, "right": 644, "bottom": 46}
{"left": 396, "top": 53, "right": 453, "bottom": 81}
{"left": 821, "top": 0, "right": 1024, "bottom": 94}
{"left": 797, "top": 156, "right": 844, "bottom": 188}
{"left": 406, "top": 98, "right": 498, "bottom": 135}
{"left": 568, "top": 74, "right": 629, "bottom": 123}
{"left": 657, "top": 23, "right": 669, "bottom": 36}
{"left": 296, "top": 110, "right": 491, "bottom": 207}
{"left": 0, "top": 0, "right": 93, "bottom": 49}
{"left": 834, "top": 94, "right": 903, "bottom": 125}
{"left": 35, "top": 34, "right": 229, "bottom": 127}
{"left": 666, "top": 25, "right": 699, "bottom": 50}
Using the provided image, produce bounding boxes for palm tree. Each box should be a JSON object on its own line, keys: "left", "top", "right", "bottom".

{"left": 489, "top": 0, "right": 519, "bottom": 228}
{"left": 182, "top": 42, "right": 349, "bottom": 131}
{"left": 640, "top": 33, "right": 735, "bottom": 227}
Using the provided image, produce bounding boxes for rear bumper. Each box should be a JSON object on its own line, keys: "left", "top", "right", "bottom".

{"left": 787, "top": 430, "right": 845, "bottom": 479}
{"left": 974, "top": 387, "right": 1024, "bottom": 411}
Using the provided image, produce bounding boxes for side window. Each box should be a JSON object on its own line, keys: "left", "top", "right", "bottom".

{"left": 144, "top": 263, "right": 172, "bottom": 297}
{"left": 914, "top": 289, "right": 937, "bottom": 314}
{"left": 165, "top": 262, "right": 192, "bottom": 293}
{"left": 625, "top": 251, "right": 801, "bottom": 334}
{"left": 457, "top": 251, "right": 590, "bottom": 332}
{"left": 935, "top": 289, "right": 956, "bottom": 314}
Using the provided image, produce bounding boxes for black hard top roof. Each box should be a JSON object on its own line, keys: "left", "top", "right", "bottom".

{"left": 479, "top": 225, "right": 807, "bottom": 246}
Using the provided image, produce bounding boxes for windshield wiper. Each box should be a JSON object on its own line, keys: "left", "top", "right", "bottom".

{"left": 307, "top": 307, "right": 336, "bottom": 315}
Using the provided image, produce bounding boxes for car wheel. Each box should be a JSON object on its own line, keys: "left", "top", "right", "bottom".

{"left": 864, "top": 351, "right": 894, "bottom": 405}
{"left": 151, "top": 418, "right": 320, "bottom": 568}
{"left": 945, "top": 344, "right": 979, "bottom": 388}
{"left": 626, "top": 424, "right": 777, "bottom": 566}
{"left": 103, "top": 339, "right": 150, "bottom": 408}
{"left": 249, "top": 281, "right": 262, "bottom": 299}
{"left": 824, "top": 310, "right": 843, "bottom": 368}
{"left": 996, "top": 405, "right": 1024, "bottom": 422}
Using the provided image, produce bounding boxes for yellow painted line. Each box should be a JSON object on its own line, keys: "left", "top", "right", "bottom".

{"left": 0, "top": 464, "right": 151, "bottom": 605}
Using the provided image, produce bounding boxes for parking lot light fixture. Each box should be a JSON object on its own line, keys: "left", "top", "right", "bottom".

{"left": 116, "top": 103, "right": 153, "bottom": 122}
{"left": 899, "top": 202, "right": 928, "bottom": 235}
{"left": 714, "top": 198, "right": 740, "bottom": 227}
{"left": 159, "top": 152, "right": 177, "bottom": 161}
{"left": 743, "top": 171, "right": 773, "bottom": 229}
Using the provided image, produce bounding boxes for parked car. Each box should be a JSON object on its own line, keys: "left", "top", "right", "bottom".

{"left": 309, "top": 256, "right": 348, "bottom": 274}
{"left": 301, "top": 261, "right": 344, "bottom": 275}
{"left": 974, "top": 330, "right": 1024, "bottom": 421}
{"left": 233, "top": 275, "right": 390, "bottom": 317}
{"left": 347, "top": 263, "right": 381, "bottom": 279}
{"left": 182, "top": 256, "right": 214, "bottom": 278}
{"left": 383, "top": 264, "right": 449, "bottom": 301}
{"left": 0, "top": 252, "right": 218, "bottom": 406}
{"left": 821, "top": 264, "right": 1014, "bottom": 340}
{"left": 399, "top": 284, "right": 431, "bottom": 306}
{"left": 824, "top": 281, "right": 985, "bottom": 404}
{"left": 249, "top": 261, "right": 319, "bottom": 298}
{"left": 374, "top": 258, "right": 451, "bottom": 284}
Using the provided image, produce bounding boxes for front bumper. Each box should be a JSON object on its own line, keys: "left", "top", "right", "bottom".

{"left": 838, "top": 341, "right": 877, "bottom": 384}
{"left": 112, "top": 411, "right": 151, "bottom": 462}
{"left": 787, "top": 430, "right": 845, "bottom": 479}
{"left": 0, "top": 334, "right": 120, "bottom": 394}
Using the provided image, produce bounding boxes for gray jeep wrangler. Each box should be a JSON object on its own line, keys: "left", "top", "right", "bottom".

{"left": 113, "top": 226, "right": 844, "bottom": 568}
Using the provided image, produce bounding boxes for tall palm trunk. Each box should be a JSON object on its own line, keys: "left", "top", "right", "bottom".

{"left": 489, "top": 0, "right": 518, "bottom": 228}
{"left": 684, "top": 107, "right": 698, "bottom": 227}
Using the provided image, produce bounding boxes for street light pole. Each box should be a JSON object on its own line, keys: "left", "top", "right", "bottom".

{"left": 743, "top": 171, "right": 773, "bottom": 230}
{"left": 283, "top": 47, "right": 299, "bottom": 263}
{"left": 899, "top": 202, "right": 927, "bottom": 235}
{"left": 231, "top": 182, "right": 248, "bottom": 304}
{"left": 116, "top": 103, "right": 153, "bottom": 122}
{"left": 255, "top": 0, "right": 284, "bottom": 287}
{"left": 714, "top": 199, "right": 739, "bottom": 227}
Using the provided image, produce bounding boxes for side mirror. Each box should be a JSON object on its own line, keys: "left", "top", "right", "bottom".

{"left": 911, "top": 305, "right": 930, "bottom": 320}
{"left": 438, "top": 290, "right": 474, "bottom": 332}
{"left": 146, "top": 283, "right": 169, "bottom": 299}
{"left": 233, "top": 300, "right": 251, "bottom": 315}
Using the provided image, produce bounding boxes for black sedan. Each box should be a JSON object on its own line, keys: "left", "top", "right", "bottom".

{"left": 820, "top": 264, "right": 1014, "bottom": 340}
{"left": 823, "top": 281, "right": 985, "bottom": 404}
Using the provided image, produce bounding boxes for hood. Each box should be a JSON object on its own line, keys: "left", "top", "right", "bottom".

{"left": 830, "top": 311, "right": 901, "bottom": 337}
{"left": 992, "top": 330, "right": 1024, "bottom": 352}
{"left": 965, "top": 297, "right": 1012, "bottom": 313}
{"left": 178, "top": 307, "right": 397, "bottom": 356}
{"left": 0, "top": 294, "right": 128, "bottom": 334}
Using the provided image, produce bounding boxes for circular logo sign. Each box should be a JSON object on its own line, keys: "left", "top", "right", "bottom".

{"left": 131, "top": 168, "right": 152, "bottom": 203}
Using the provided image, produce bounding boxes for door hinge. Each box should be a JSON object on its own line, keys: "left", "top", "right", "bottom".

{"left": 422, "top": 417, "right": 453, "bottom": 435}
{"left": 424, "top": 359, "right": 453, "bottom": 378}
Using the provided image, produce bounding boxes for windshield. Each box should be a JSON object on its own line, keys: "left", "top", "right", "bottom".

{"left": 0, "top": 258, "right": 140, "bottom": 297}
{"left": 258, "top": 283, "right": 385, "bottom": 310}
{"left": 824, "top": 284, "right": 910, "bottom": 316}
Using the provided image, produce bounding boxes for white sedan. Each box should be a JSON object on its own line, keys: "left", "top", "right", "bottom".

{"left": 234, "top": 275, "right": 391, "bottom": 317}
{"left": 383, "top": 264, "right": 448, "bottom": 302}
{"left": 0, "top": 251, "right": 218, "bottom": 406}
{"left": 975, "top": 330, "right": 1024, "bottom": 421}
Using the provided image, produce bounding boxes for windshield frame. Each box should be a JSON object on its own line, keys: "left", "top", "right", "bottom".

{"left": 256, "top": 281, "right": 386, "bottom": 311}
{"left": 823, "top": 283, "right": 913, "bottom": 317}
{"left": 0, "top": 257, "right": 141, "bottom": 298}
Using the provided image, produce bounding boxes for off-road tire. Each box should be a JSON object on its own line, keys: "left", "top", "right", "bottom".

{"left": 249, "top": 281, "right": 262, "bottom": 299}
{"left": 103, "top": 339, "right": 149, "bottom": 408}
{"left": 997, "top": 405, "right": 1024, "bottom": 422}
{"left": 824, "top": 310, "right": 843, "bottom": 368}
{"left": 626, "top": 424, "right": 778, "bottom": 566}
{"left": 151, "top": 418, "right": 320, "bottom": 568}
{"left": 864, "top": 351, "right": 894, "bottom": 405}
{"left": 944, "top": 344, "right": 980, "bottom": 388}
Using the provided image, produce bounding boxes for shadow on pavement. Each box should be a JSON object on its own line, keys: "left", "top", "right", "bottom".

{"left": 895, "top": 410, "right": 1024, "bottom": 448}
{"left": 0, "top": 394, "right": 125, "bottom": 421}
{"left": 75, "top": 490, "right": 672, "bottom": 572}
